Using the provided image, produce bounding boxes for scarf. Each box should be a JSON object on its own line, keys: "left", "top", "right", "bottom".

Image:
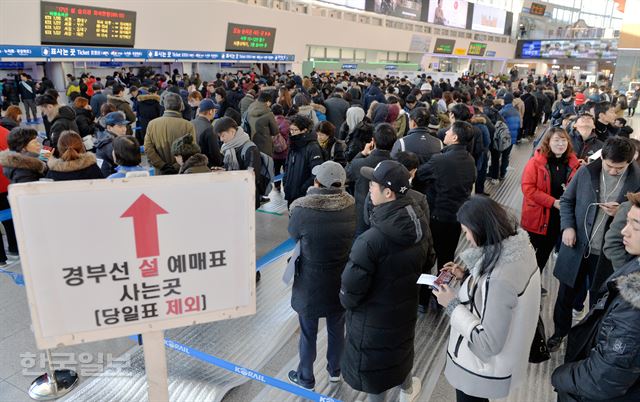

{"left": 220, "top": 128, "right": 251, "bottom": 171}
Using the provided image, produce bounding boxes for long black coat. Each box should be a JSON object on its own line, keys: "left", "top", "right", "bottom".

{"left": 340, "top": 196, "right": 434, "bottom": 394}
{"left": 73, "top": 107, "right": 96, "bottom": 137}
{"left": 137, "top": 94, "right": 162, "bottom": 140}
{"left": 283, "top": 132, "right": 323, "bottom": 205}
{"left": 49, "top": 106, "right": 79, "bottom": 152}
{"left": 288, "top": 187, "right": 356, "bottom": 318}
{"left": 552, "top": 259, "right": 640, "bottom": 401}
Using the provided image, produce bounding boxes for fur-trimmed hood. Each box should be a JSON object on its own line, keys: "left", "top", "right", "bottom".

{"left": 470, "top": 115, "right": 486, "bottom": 125}
{"left": 0, "top": 151, "right": 46, "bottom": 173}
{"left": 617, "top": 268, "right": 640, "bottom": 309}
{"left": 290, "top": 187, "right": 354, "bottom": 212}
{"left": 138, "top": 94, "right": 160, "bottom": 102}
{"left": 107, "top": 95, "right": 130, "bottom": 106}
{"left": 311, "top": 103, "right": 326, "bottom": 114}
{"left": 460, "top": 228, "right": 531, "bottom": 277}
{"left": 47, "top": 152, "right": 98, "bottom": 172}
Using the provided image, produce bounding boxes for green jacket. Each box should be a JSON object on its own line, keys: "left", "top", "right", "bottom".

{"left": 144, "top": 110, "right": 196, "bottom": 174}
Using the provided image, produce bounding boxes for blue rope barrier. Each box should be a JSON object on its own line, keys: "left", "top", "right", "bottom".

{"left": 255, "top": 238, "right": 296, "bottom": 271}
{"left": 0, "top": 208, "right": 12, "bottom": 222}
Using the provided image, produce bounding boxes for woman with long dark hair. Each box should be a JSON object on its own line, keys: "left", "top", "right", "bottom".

{"left": 433, "top": 196, "right": 541, "bottom": 402}
{"left": 521, "top": 127, "right": 580, "bottom": 292}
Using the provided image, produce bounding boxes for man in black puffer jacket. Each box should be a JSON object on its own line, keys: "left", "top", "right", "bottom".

{"left": 286, "top": 161, "right": 356, "bottom": 391}
{"left": 340, "top": 160, "right": 435, "bottom": 402}
{"left": 36, "top": 94, "right": 79, "bottom": 154}
{"left": 552, "top": 192, "right": 640, "bottom": 402}
{"left": 283, "top": 115, "right": 324, "bottom": 207}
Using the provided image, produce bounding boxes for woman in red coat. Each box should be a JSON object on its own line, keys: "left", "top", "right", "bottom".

{"left": 521, "top": 127, "right": 580, "bottom": 290}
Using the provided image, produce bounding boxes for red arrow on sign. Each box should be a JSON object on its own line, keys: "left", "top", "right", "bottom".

{"left": 121, "top": 194, "right": 168, "bottom": 258}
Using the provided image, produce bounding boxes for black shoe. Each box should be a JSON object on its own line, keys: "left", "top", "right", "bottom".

{"left": 287, "top": 370, "right": 314, "bottom": 391}
{"left": 541, "top": 287, "right": 548, "bottom": 297}
{"left": 547, "top": 334, "right": 564, "bottom": 352}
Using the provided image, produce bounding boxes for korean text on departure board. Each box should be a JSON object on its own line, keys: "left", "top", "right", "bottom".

{"left": 41, "top": 2, "right": 136, "bottom": 48}
{"left": 225, "top": 23, "right": 276, "bottom": 53}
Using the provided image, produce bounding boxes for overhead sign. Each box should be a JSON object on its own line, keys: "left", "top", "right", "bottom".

{"left": 529, "top": 2, "right": 547, "bottom": 16}
{"left": 453, "top": 48, "right": 467, "bottom": 56}
{"left": 468, "top": 42, "right": 487, "bottom": 56}
{"left": 516, "top": 39, "right": 618, "bottom": 60}
{"left": 10, "top": 173, "right": 256, "bottom": 349}
{"left": 342, "top": 64, "right": 357, "bottom": 69}
{"left": 485, "top": 50, "right": 496, "bottom": 57}
{"left": 385, "top": 65, "right": 398, "bottom": 70}
{"left": 225, "top": 23, "right": 276, "bottom": 53}
{"left": 41, "top": 1, "right": 136, "bottom": 47}
{"left": 433, "top": 38, "right": 456, "bottom": 54}
{"left": 0, "top": 45, "right": 295, "bottom": 62}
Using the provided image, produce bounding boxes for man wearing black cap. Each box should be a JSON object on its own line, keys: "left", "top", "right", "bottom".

{"left": 191, "top": 98, "right": 222, "bottom": 168}
{"left": 340, "top": 160, "right": 434, "bottom": 402}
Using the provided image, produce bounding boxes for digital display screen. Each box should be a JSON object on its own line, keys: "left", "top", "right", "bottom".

{"left": 471, "top": 4, "right": 506, "bottom": 35}
{"left": 468, "top": 42, "right": 487, "bottom": 56}
{"left": 517, "top": 39, "right": 618, "bottom": 59}
{"left": 530, "top": 2, "right": 547, "bottom": 16}
{"left": 41, "top": 2, "right": 136, "bottom": 47}
{"left": 433, "top": 38, "right": 456, "bottom": 54}
{"left": 225, "top": 23, "right": 276, "bottom": 53}
{"left": 370, "top": 0, "right": 423, "bottom": 21}
{"left": 427, "top": 0, "right": 469, "bottom": 29}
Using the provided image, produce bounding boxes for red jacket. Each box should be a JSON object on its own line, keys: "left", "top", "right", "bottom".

{"left": 0, "top": 126, "right": 11, "bottom": 193}
{"left": 521, "top": 149, "right": 580, "bottom": 235}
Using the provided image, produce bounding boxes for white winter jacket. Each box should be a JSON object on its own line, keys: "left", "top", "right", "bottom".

{"left": 444, "top": 229, "right": 541, "bottom": 399}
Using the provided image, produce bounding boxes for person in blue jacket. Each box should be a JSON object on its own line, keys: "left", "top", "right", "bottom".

{"left": 489, "top": 93, "right": 520, "bottom": 183}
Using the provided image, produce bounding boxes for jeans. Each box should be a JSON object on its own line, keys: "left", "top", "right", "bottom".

{"left": 552, "top": 254, "right": 599, "bottom": 337}
{"left": 475, "top": 151, "right": 488, "bottom": 194}
{"left": 23, "top": 98, "right": 37, "bottom": 122}
{"left": 489, "top": 145, "right": 513, "bottom": 180}
{"left": 366, "top": 374, "right": 413, "bottom": 402}
{"left": 296, "top": 312, "right": 345, "bottom": 388}
{"left": 456, "top": 389, "right": 489, "bottom": 402}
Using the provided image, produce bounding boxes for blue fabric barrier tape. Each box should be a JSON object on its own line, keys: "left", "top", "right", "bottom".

{"left": 273, "top": 173, "right": 284, "bottom": 182}
{"left": 0, "top": 208, "right": 12, "bottom": 222}
{"left": 163, "top": 338, "right": 341, "bottom": 402}
{"left": 0, "top": 268, "right": 24, "bottom": 286}
{"left": 255, "top": 238, "right": 296, "bottom": 272}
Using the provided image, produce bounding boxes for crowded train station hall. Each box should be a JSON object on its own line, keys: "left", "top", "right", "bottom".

{"left": 0, "top": 0, "right": 639, "bottom": 401}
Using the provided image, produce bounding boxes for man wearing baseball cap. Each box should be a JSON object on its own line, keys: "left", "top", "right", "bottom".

{"left": 191, "top": 98, "right": 222, "bottom": 168}
{"left": 95, "top": 111, "right": 130, "bottom": 176}
{"left": 340, "top": 160, "right": 434, "bottom": 402}
{"left": 287, "top": 161, "right": 356, "bottom": 391}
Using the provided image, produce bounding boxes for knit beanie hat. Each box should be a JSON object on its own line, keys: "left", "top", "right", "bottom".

{"left": 171, "top": 134, "right": 200, "bottom": 160}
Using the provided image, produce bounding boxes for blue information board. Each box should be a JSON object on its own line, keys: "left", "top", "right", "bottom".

{"left": 0, "top": 45, "right": 295, "bottom": 62}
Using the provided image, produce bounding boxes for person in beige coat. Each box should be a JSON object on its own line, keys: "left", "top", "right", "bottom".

{"left": 144, "top": 92, "right": 196, "bottom": 174}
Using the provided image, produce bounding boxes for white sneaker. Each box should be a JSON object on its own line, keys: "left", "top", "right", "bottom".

{"left": 490, "top": 179, "right": 500, "bottom": 185}
{"left": 329, "top": 374, "right": 341, "bottom": 383}
{"left": 572, "top": 307, "right": 587, "bottom": 321}
{"left": 399, "top": 377, "right": 422, "bottom": 402}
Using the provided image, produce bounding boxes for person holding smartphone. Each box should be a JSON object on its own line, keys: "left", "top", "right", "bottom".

{"left": 433, "top": 196, "right": 541, "bottom": 402}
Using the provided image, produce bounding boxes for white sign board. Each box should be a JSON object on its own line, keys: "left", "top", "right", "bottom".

{"left": 10, "top": 171, "right": 256, "bottom": 349}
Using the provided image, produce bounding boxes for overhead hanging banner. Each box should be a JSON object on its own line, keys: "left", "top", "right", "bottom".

{"left": 0, "top": 45, "right": 294, "bottom": 62}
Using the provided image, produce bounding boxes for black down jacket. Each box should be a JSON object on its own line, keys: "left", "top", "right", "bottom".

{"left": 283, "top": 132, "right": 324, "bottom": 205}
{"left": 552, "top": 258, "right": 640, "bottom": 402}
{"left": 340, "top": 196, "right": 434, "bottom": 394}
{"left": 288, "top": 187, "right": 356, "bottom": 318}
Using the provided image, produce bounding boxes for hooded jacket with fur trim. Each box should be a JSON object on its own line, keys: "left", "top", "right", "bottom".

{"left": 0, "top": 151, "right": 47, "bottom": 183}
{"left": 552, "top": 258, "right": 640, "bottom": 402}
{"left": 45, "top": 152, "right": 104, "bottom": 181}
{"left": 179, "top": 153, "right": 210, "bottom": 174}
{"left": 288, "top": 187, "right": 356, "bottom": 318}
{"left": 445, "top": 229, "right": 541, "bottom": 399}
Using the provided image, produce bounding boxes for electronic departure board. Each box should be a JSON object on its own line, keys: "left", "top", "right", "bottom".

{"left": 225, "top": 23, "right": 276, "bottom": 53}
{"left": 41, "top": 2, "right": 136, "bottom": 47}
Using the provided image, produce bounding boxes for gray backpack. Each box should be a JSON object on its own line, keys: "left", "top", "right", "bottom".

{"left": 492, "top": 120, "right": 512, "bottom": 152}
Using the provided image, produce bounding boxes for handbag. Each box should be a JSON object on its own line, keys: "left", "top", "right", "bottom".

{"left": 529, "top": 315, "right": 551, "bottom": 363}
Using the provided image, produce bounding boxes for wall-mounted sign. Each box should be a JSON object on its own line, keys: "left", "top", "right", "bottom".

{"left": 516, "top": 39, "right": 618, "bottom": 60}
{"left": 485, "top": 50, "right": 496, "bottom": 57}
{"left": 409, "top": 34, "right": 432, "bottom": 53}
{"left": 41, "top": 2, "right": 136, "bottom": 47}
{"left": 225, "top": 23, "right": 276, "bottom": 53}
{"left": 342, "top": 64, "right": 358, "bottom": 69}
{"left": 433, "top": 38, "right": 456, "bottom": 54}
{"left": 453, "top": 48, "right": 467, "bottom": 56}
{"left": 0, "top": 45, "right": 295, "bottom": 62}
{"left": 385, "top": 65, "right": 398, "bottom": 70}
{"left": 468, "top": 42, "right": 487, "bottom": 56}
{"left": 529, "top": 2, "right": 547, "bottom": 16}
